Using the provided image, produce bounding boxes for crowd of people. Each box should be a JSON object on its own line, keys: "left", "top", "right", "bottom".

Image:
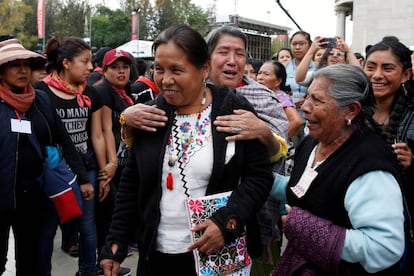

{"left": 1, "top": 21, "right": 414, "bottom": 276}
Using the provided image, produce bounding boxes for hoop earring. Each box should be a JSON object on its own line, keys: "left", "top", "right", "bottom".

{"left": 347, "top": 119, "right": 352, "bottom": 126}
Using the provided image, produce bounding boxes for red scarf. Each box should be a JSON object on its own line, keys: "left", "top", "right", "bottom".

{"left": 0, "top": 83, "right": 35, "bottom": 113}
{"left": 43, "top": 71, "right": 91, "bottom": 109}
{"left": 113, "top": 87, "right": 134, "bottom": 106}
{"left": 135, "top": 76, "right": 159, "bottom": 94}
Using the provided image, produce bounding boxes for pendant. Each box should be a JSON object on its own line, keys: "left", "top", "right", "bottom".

{"left": 166, "top": 172, "right": 173, "bottom": 190}
{"left": 168, "top": 155, "right": 178, "bottom": 167}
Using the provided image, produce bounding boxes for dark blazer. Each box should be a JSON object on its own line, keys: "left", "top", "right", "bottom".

{"left": 101, "top": 84, "right": 274, "bottom": 269}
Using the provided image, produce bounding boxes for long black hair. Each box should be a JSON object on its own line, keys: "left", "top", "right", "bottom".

{"left": 366, "top": 36, "right": 414, "bottom": 144}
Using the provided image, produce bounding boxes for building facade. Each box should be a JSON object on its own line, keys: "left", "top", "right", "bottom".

{"left": 211, "top": 15, "right": 291, "bottom": 61}
{"left": 335, "top": 0, "right": 414, "bottom": 53}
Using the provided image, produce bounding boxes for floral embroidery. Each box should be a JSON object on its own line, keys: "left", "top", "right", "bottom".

{"left": 188, "top": 199, "right": 204, "bottom": 213}
{"left": 215, "top": 196, "right": 228, "bottom": 209}
{"left": 166, "top": 104, "right": 212, "bottom": 196}
{"left": 186, "top": 192, "right": 251, "bottom": 275}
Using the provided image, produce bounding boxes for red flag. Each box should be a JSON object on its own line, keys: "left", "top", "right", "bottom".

{"left": 131, "top": 11, "right": 138, "bottom": 40}
{"left": 37, "top": 0, "right": 45, "bottom": 38}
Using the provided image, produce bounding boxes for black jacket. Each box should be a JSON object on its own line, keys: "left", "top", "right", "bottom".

{"left": 101, "top": 84, "right": 274, "bottom": 270}
{"left": 0, "top": 89, "right": 89, "bottom": 210}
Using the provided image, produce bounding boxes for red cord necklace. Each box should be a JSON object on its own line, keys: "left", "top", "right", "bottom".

{"left": 166, "top": 89, "right": 207, "bottom": 190}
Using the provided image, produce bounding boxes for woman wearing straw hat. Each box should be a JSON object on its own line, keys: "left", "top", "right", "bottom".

{"left": 0, "top": 38, "right": 90, "bottom": 275}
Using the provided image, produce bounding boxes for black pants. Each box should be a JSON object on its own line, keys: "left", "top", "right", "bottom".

{"left": 0, "top": 186, "right": 44, "bottom": 276}
{"left": 139, "top": 251, "right": 197, "bottom": 276}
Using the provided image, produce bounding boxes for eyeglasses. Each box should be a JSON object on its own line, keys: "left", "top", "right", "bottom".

{"left": 291, "top": 41, "right": 308, "bottom": 47}
{"left": 328, "top": 51, "right": 345, "bottom": 57}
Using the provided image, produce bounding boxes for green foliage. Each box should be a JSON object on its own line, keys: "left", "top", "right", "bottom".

{"left": 4, "top": 0, "right": 212, "bottom": 51}
{"left": 91, "top": 6, "right": 131, "bottom": 49}
{"left": 154, "top": 0, "right": 211, "bottom": 37}
{"left": 0, "top": 0, "right": 32, "bottom": 36}
{"left": 272, "top": 36, "right": 290, "bottom": 58}
{"left": 185, "top": 3, "right": 211, "bottom": 36}
{"left": 53, "top": 0, "right": 89, "bottom": 38}
{"left": 22, "top": 0, "right": 38, "bottom": 39}
{"left": 135, "top": 0, "right": 158, "bottom": 40}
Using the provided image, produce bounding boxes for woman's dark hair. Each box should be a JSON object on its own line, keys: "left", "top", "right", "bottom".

{"left": 317, "top": 47, "right": 347, "bottom": 69}
{"left": 247, "top": 58, "right": 262, "bottom": 74}
{"left": 45, "top": 37, "right": 91, "bottom": 74}
{"left": 290, "top": 31, "right": 312, "bottom": 45}
{"left": 314, "top": 64, "right": 380, "bottom": 134}
{"left": 206, "top": 25, "right": 248, "bottom": 57}
{"left": 274, "top": 47, "right": 292, "bottom": 61}
{"left": 317, "top": 48, "right": 330, "bottom": 69}
{"left": 365, "top": 36, "right": 414, "bottom": 143}
{"left": 367, "top": 36, "right": 412, "bottom": 72}
{"left": 152, "top": 25, "right": 209, "bottom": 69}
{"left": 92, "top": 46, "right": 112, "bottom": 67}
{"left": 135, "top": 58, "right": 147, "bottom": 77}
{"left": 128, "top": 52, "right": 139, "bottom": 81}
{"left": 268, "top": 60, "right": 288, "bottom": 91}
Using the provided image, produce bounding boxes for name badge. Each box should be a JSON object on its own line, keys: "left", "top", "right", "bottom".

{"left": 290, "top": 167, "right": 318, "bottom": 198}
{"left": 11, "top": 119, "right": 32, "bottom": 134}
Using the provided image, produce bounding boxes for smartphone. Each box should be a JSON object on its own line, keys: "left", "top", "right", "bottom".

{"left": 322, "top": 37, "right": 337, "bottom": 48}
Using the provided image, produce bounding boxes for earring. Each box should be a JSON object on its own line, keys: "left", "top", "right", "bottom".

{"left": 347, "top": 119, "right": 352, "bottom": 126}
{"left": 402, "top": 82, "right": 408, "bottom": 96}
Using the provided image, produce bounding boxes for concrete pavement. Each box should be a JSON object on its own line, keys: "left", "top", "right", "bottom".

{"left": 3, "top": 230, "right": 138, "bottom": 276}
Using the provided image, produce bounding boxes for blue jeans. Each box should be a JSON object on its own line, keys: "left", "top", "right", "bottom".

{"left": 78, "top": 170, "right": 98, "bottom": 273}
{"left": 38, "top": 176, "right": 82, "bottom": 276}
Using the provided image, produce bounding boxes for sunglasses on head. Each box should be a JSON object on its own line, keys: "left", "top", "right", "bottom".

{"left": 328, "top": 50, "right": 345, "bottom": 57}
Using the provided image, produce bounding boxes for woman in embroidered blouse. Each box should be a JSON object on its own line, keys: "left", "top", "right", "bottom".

{"left": 100, "top": 25, "right": 273, "bottom": 276}
{"left": 33, "top": 37, "right": 108, "bottom": 275}
{"left": 272, "top": 64, "right": 404, "bottom": 275}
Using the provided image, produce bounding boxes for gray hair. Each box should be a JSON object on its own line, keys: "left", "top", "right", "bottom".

{"left": 206, "top": 25, "right": 248, "bottom": 57}
{"left": 313, "top": 64, "right": 379, "bottom": 132}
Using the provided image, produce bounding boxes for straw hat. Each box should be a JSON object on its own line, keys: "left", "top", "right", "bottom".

{"left": 0, "top": 38, "right": 45, "bottom": 67}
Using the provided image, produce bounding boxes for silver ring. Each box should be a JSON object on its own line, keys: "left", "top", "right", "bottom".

{"left": 231, "top": 127, "right": 242, "bottom": 134}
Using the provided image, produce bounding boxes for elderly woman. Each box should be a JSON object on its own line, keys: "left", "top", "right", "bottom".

{"left": 100, "top": 25, "right": 273, "bottom": 275}
{"left": 272, "top": 64, "right": 405, "bottom": 275}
